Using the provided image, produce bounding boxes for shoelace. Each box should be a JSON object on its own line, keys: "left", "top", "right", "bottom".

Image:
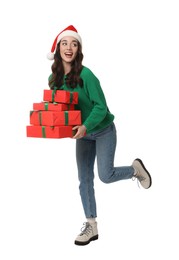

{"left": 132, "top": 174, "right": 146, "bottom": 188}
{"left": 79, "top": 222, "right": 92, "bottom": 236}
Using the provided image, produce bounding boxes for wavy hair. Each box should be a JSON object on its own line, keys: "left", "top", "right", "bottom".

{"left": 48, "top": 41, "right": 84, "bottom": 89}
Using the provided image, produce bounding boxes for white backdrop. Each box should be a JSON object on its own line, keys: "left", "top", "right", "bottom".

{"left": 0, "top": 0, "right": 178, "bottom": 259}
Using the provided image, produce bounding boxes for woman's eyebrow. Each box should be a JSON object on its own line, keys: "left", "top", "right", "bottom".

{"left": 61, "top": 39, "right": 78, "bottom": 43}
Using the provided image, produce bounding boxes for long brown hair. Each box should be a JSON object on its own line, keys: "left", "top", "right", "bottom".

{"left": 48, "top": 41, "right": 84, "bottom": 89}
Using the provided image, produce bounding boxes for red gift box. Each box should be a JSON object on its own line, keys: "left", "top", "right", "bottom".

{"left": 30, "top": 110, "right": 81, "bottom": 126}
{"left": 43, "top": 89, "right": 78, "bottom": 104}
{"left": 26, "top": 125, "right": 75, "bottom": 138}
{"left": 33, "top": 102, "right": 75, "bottom": 111}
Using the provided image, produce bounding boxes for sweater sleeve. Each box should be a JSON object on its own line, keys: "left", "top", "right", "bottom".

{"left": 82, "top": 69, "right": 108, "bottom": 131}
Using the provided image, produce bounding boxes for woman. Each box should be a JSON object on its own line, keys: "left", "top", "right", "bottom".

{"left": 47, "top": 25, "right": 152, "bottom": 246}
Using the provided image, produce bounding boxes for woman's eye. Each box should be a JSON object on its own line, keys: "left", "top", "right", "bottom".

{"left": 61, "top": 42, "right": 78, "bottom": 47}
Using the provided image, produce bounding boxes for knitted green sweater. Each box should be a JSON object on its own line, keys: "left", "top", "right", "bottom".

{"left": 48, "top": 66, "right": 114, "bottom": 134}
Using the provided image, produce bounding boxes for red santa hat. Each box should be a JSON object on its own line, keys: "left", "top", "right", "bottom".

{"left": 47, "top": 25, "right": 82, "bottom": 60}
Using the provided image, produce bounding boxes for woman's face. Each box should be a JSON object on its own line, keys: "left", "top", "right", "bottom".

{"left": 59, "top": 36, "right": 78, "bottom": 64}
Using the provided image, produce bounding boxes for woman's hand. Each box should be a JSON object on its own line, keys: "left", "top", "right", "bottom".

{"left": 72, "top": 125, "right": 86, "bottom": 139}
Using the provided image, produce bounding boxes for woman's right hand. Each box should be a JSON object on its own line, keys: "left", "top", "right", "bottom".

{"left": 72, "top": 125, "right": 86, "bottom": 139}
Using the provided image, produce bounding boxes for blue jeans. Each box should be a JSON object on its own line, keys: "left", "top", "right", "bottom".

{"left": 76, "top": 122, "right": 134, "bottom": 218}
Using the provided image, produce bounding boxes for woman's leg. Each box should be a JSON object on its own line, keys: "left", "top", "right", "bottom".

{"left": 76, "top": 137, "right": 97, "bottom": 218}
{"left": 95, "top": 123, "right": 134, "bottom": 183}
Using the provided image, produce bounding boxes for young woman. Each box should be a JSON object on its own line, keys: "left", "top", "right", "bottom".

{"left": 47, "top": 25, "right": 152, "bottom": 246}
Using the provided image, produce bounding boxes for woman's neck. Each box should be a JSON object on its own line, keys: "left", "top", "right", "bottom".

{"left": 63, "top": 62, "right": 71, "bottom": 75}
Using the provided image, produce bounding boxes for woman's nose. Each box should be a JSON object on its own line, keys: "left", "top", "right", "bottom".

{"left": 66, "top": 43, "right": 72, "bottom": 49}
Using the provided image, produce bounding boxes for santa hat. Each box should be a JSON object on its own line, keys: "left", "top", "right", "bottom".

{"left": 47, "top": 25, "right": 82, "bottom": 60}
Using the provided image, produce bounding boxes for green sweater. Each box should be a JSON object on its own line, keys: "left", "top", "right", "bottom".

{"left": 48, "top": 66, "right": 114, "bottom": 134}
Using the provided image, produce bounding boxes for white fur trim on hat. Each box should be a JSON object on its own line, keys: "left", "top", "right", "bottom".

{"left": 57, "top": 30, "right": 82, "bottom": 45}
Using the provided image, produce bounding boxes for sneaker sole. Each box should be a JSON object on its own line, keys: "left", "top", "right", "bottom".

{"left": 74, "top": 234, "right": 99, "bottom": 246}
{"left": 134, "top": 158, "right": 152, "bottom": 188}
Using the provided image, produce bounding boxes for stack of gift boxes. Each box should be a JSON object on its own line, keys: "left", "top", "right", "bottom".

{"left": 26, "top": 89, "right": 81, "bottom": 138}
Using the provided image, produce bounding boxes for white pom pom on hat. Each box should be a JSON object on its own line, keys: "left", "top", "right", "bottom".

{"left": 47, "top": 25, "right": 82, "bottom": 60}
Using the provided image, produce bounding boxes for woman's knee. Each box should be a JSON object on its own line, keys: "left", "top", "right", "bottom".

{"left": 98, "top": 174, "right": 111, "bottom": 184}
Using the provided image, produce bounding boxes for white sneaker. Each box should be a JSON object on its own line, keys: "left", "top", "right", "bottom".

{"left": 74, "top": 222, "right": 98, "bottom": 246}
{"left": 132, "top": 158, "right": 152, "bottom": 189}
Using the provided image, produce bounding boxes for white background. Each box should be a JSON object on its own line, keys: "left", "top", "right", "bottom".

{"left": 0, "top": 0, "right": 178, "bottom": 259}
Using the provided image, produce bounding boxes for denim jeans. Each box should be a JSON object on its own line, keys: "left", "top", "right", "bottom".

{"left": 76, "top": 122, "right": 134, "bottom": 218}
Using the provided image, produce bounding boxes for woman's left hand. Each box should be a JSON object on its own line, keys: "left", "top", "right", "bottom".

{"left": 72, "top": 125, "right": 86, "bottom": 139}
